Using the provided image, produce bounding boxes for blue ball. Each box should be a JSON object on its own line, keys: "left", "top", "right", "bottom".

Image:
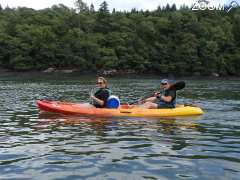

{"left": 106, "top": 95, "right": 120, "bottom": 109}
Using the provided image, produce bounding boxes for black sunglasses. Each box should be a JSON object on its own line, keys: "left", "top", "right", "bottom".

{"left": 96, "top": 82, "right": 104, "bottom": 85}
{"left": 161, "top": 83, "right": 168, "bottom": 85}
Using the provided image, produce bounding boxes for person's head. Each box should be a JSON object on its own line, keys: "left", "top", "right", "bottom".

{"left": 160, "top": 79, "right": 171, "bottom": 90}
{"left": 96, "top": 77, "right": 108, "bottom": 88}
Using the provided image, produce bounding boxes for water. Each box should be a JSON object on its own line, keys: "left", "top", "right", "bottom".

{"left": 0, "top": 75, "right": 239, "bottom": 180}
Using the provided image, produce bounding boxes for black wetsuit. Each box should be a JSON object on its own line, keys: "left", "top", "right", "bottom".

{"left": 93, "top": 88, "right": 110, "bottom": 108}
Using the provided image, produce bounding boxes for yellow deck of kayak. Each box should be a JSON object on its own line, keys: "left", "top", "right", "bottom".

{"left": 114, "top": 105, "right": 204, "bottom": 117}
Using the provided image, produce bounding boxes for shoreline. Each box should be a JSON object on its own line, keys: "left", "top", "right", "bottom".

{"left": 0, "top": 69, "right": 240, "bottom": 80}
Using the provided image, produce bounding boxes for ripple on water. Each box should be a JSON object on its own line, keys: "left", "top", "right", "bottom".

{"left": 0, "top": 78, "right": 240, "bottom": 179}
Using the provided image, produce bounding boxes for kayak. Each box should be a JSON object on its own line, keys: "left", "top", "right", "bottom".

{"left": 37, "top": 100, "right": 204, "bottom": 117}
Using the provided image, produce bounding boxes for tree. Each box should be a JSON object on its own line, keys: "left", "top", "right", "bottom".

{"left": 171, "top": 4, "right": 177, "bottom": 11}
{"left": 74, "top": 0, "right": 89, "bottom": 13}
{"left": 96, "top": 1, "right": 110, "bottom": 33}
{"left": 90, "top": 3, "right": 95, "bottom": 13}
{"left": 0, "top": 1, "right": 239, "bottom": 76}
{"left": 99, "top": 1, "right": 109, "bottom": 16}
{"left": 157, "top": 6, "right": 162, "bottom": 12}
{"left": 198, "top": 40, "right": 218, "bottom": 74}
{"left": 165, "top": 4, "right": 171, "bottom": 11}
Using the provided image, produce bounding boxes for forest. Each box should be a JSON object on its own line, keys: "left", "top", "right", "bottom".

{"left": 0, "top": 0, "right": 239, "bottom": 76}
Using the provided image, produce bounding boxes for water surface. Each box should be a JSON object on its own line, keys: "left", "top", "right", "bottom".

{"left": 0, "top": 76, "right": 239, "bottom": 179}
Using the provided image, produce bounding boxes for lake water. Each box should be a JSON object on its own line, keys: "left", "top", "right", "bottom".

{"left": 0, "top": 75, "right": 239, "bottom": 180}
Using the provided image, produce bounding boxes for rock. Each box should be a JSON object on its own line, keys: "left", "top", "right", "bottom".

{"left": 103, "top": 69, "right": 117, "bottom": 76}
{"left": 0, "top": 68, "right": 9, "bottom": 73}
{"left": 193, "top": 72, "right": 201, "bottom": 76}
{"left": 212, "top": 73, "right": 220, "bottom": 77}
{"left": 60, "top": 69, "right": 76, "bottom": 73}
{"left": 100, "top": 69, "right": 137, "bottom": 76}
{"left": 43, "top": 68, "right": 76, "bottom": 74}
{"left": 43, "top": 67, "right": 55, "bottom": 73}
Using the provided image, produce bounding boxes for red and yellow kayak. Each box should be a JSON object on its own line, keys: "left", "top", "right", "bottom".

{"left": 37, "top": 100, "right": 204, "bottom": 117}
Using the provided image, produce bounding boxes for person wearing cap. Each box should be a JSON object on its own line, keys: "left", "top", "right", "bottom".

{"left": 140, "top": 79, "right": 177, "bottom": 109}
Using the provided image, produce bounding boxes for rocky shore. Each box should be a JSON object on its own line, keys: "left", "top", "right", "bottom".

{"left": 0, "top": 67, "right": 239, "bottom": 80}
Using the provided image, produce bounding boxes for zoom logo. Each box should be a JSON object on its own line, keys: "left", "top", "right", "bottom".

{"left": 226, "top": 1, "right": 239, "bottom": 12}
{"left": 192, "top": 0, "right": 239, "bottom": 12}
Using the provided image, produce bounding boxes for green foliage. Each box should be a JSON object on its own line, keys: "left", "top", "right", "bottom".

{"left": 75, "top": 0, "right": 89, "bottom": 13}
{"left": 90, "top": 4, "right": 95, "bottom": 13}
{"left": 0, "top": 1, "right": 239, "bottom": 76}
{"left": 99, "top": 1, "right": 109, "bottom": 15}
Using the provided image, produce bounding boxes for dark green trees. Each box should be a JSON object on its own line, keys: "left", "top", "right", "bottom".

{"left": 0, "top": 1, "right": 239, "bottom": 76}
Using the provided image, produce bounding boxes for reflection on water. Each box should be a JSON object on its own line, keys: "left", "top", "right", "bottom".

{"left": 37, "top": 113, "right": 200, "bottom": 138}
{"left": 0, "top": 77, "right": 240, "bottom": 179}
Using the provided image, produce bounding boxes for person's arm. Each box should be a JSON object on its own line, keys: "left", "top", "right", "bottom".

{"left": 159, "top": 90, "right": 175, "bottom": 102}
{"left": 144, "top": 96, "right": 157, "bottom": 103}
{"left": 91, "top": 90, "right": 110, "bottom": 107}
{"left": 91, "top": 95, "right": 104, "bottom": 106}
{"left": 139, "top": 91, "right": 160, "bottom": 104}
{"left": 159, "top": 95, "right": 172, "bottom": 102}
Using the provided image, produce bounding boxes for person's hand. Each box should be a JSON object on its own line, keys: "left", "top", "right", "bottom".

{"left": 90, "top": 95, "right": 95, "bottom": 100}
{"left": 138, "top": 99, "right": 144, "bottom": 104}
{"left": 154, "top": 91, "right": 161, "bottom": 97}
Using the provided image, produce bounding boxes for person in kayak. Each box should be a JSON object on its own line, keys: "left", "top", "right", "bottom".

{"left": 140, "top": 79, "right": 176, "bottom": 109}
{"left": 90, "top": 77, "right": 111, "bottom": 108}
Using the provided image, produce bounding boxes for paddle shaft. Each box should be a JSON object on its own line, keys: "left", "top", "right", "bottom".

{"left": 130, "top": 81, "right": 185, "bottom": 105}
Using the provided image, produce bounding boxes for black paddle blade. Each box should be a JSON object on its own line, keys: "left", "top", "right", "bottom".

{"left": 170, "top": 81, "right": 185, "bottom": 90}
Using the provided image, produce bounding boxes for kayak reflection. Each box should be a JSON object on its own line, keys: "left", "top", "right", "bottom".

{"left": 37, "top": 112, "right": 200, "bottom": 136}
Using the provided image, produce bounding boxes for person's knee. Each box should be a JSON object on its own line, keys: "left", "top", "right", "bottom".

{"left": 142, "top": 102, "right": 150, "bottom": 108}
{"left": 146, "top": 102, "right": 157, "bottom": 109}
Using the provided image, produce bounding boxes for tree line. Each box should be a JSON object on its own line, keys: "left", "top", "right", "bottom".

{"left": 0, "top": 1, "right": 239, "bottom": 76}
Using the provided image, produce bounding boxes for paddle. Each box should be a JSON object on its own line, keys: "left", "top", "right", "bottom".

{"left": 130, "top": 81, "right": 185, "bottom": 105}
{"left": 169, "top": 81, "right": 185, "bottom": 90}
